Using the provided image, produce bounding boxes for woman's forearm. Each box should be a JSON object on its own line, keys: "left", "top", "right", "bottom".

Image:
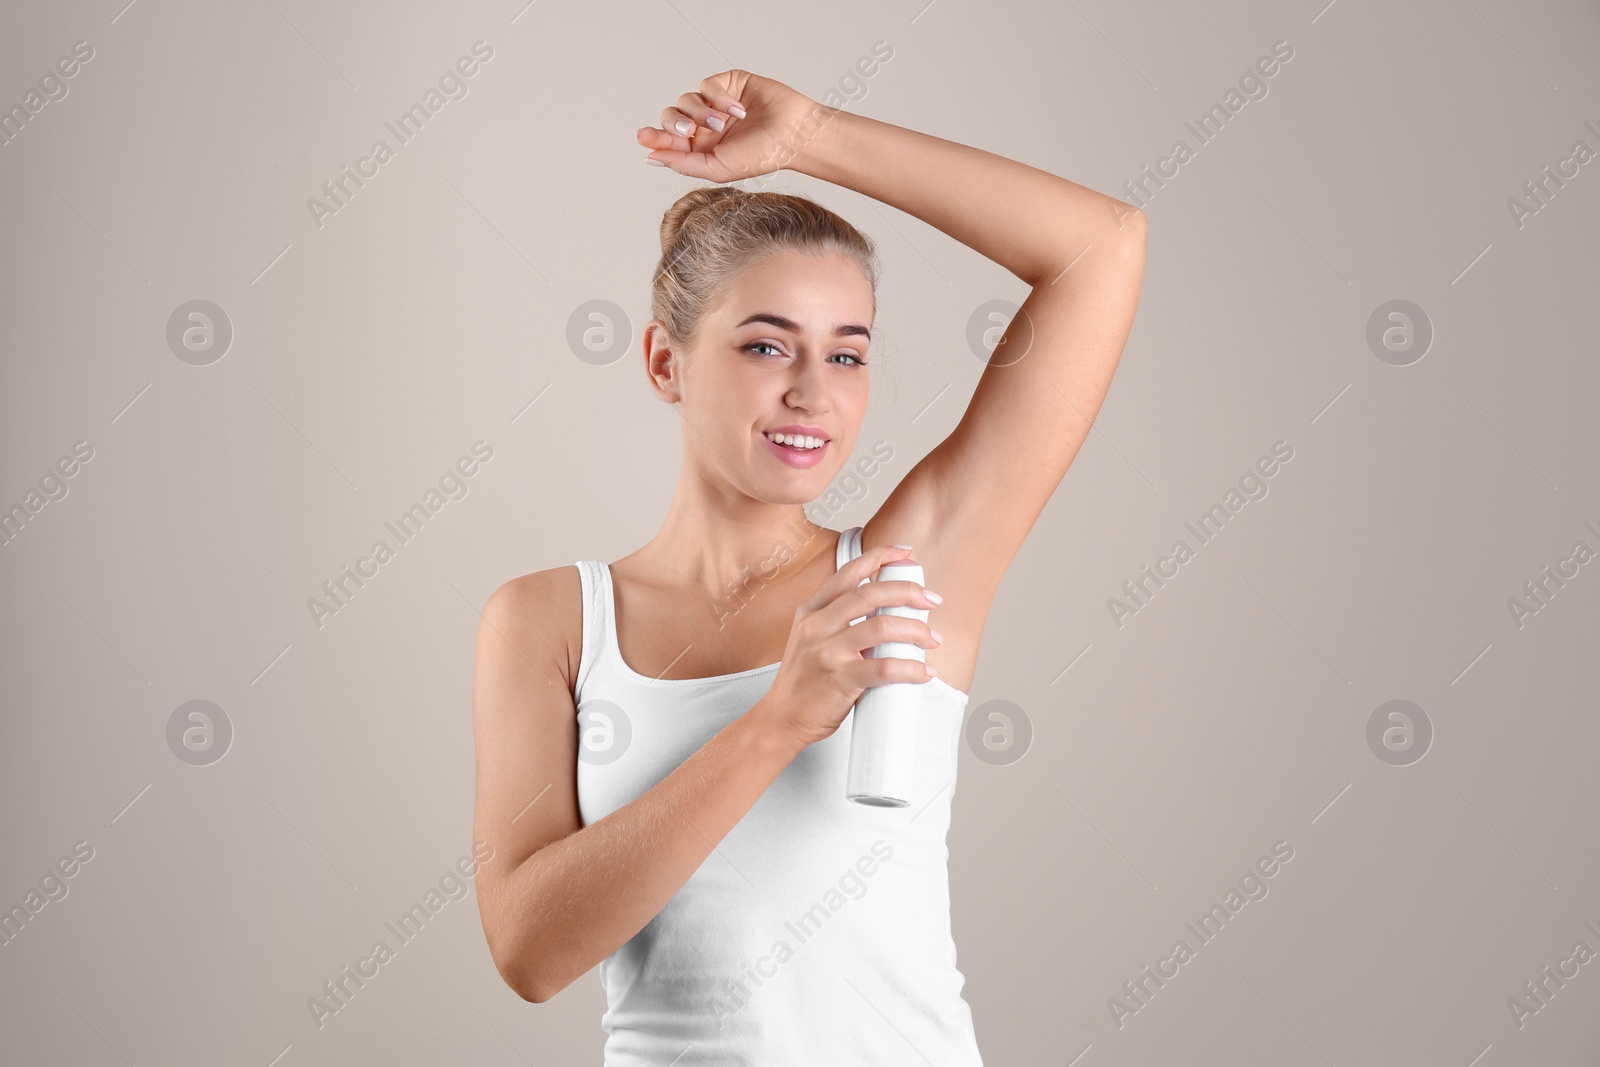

{"left": 789, "top": 106, "right": 1140, "bottom": 285}
{"left": 490, "top": 699, "right": 807, "bottom": 1003}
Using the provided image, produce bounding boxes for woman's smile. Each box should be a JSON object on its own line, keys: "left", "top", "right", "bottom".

{"left": 759, "top": 429, "right": 831, "bottom": 467}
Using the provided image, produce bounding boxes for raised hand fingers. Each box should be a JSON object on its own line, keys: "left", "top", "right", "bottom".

{"left": 662, "top": 92, "right": 738, "bottom": 139}
{"left": 694, "top": 71, "right": 751, "bottom": 122}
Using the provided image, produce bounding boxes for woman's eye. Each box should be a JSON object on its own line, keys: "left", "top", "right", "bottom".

{"left": 742, "top": 341, "right": 865, "bottom": 366}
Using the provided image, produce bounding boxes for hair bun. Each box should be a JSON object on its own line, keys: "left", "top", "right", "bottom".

{"left": 660, "top": 186, "right": 742, "bottom": 255}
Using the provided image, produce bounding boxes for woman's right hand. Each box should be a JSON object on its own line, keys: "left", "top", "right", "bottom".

{"left": 758, "top": 544, "right": 943, "bottom": 750}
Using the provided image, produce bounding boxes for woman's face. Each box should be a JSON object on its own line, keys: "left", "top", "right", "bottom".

{"left": 656, "top": 248, "right": 874, "bottom": 504}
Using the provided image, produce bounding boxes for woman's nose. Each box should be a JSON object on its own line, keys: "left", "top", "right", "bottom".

{"left": 783, "top": 365, "right": 830, "bottom": 410}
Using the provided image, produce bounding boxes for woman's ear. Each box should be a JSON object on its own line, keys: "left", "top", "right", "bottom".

{"left": 643, "top": 320, "right": 682, "bottom": 403}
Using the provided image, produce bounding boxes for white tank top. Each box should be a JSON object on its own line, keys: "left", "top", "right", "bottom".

{"left": 571, "top": 526, "right": 984, "bottom": 1066}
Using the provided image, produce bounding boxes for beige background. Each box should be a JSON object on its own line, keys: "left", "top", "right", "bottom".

{"left": 3, "top": 0, "right": 1598, "bottom": 1064}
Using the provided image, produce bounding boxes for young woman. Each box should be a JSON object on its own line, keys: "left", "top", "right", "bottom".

{"left": 471, "top": 70, "right": 1146, "bottom": 1064}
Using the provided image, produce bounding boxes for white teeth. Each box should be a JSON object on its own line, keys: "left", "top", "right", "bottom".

{"left": 765, "top": 432, "right": 825, "bottom": 450}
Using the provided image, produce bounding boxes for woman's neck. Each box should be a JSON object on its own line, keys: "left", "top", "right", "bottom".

{"left": 622, "top": 493, "right": 834, "bottom": 601}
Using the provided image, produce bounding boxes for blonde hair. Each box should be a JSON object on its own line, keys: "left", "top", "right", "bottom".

{"left": 651, "top": 186, "right": 880, "bottom": 353}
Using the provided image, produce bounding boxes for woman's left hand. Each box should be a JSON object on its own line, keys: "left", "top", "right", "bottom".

{"left": 636, "top": 70, "right": 817, "bottom": 184}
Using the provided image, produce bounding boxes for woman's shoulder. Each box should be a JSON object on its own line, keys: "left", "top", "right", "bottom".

{"left": 478, "top": 564, "right": 587, "bottom": 688}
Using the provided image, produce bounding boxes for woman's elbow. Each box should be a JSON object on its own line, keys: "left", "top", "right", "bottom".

{"left": 482, "top": 914, "right": 546, "bottom": 1002}
{"left": 492, "top": 947, "right": 549, "bottom": 1003}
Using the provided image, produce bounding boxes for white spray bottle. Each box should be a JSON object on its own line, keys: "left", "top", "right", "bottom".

{"left": 845, "top": 553, "right": 929, "bottom": 807}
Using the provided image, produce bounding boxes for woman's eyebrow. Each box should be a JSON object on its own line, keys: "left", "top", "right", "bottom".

{"left": 735, "top": 312, "right": 871, "bottom": 340}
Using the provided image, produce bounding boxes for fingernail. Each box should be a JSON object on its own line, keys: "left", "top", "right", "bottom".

{"left": 728, "top": 103, "right": 746, "bottom": 118}
{"left": 925, "top": 589, "right": 943, "bottom": 604}
{"left": 674, "top": 119, "right": 693, "bottom": 136}
{"left": 646, "top": 158, "right": 665, "bottom": 166}
{"left": 892, "top": 543, "right": 913, "bottom": 549}
{"left": 706, "top": 114, "right": 725, "bottom": 132}
{"left": 925, "top": 664, "right": 939, "bottom": 677}
{"left": 930, "top": 628, "right": 944, "bottom": 643}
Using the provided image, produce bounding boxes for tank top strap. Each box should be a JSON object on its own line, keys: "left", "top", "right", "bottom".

{"left": 571, "top": 559, "right": 608, "bottom": 699}
{"left": 836, "top": 525, "right": 875, "bottom": 626}
{"left": 836, "top": 525, "right": 865, "bottom": 570}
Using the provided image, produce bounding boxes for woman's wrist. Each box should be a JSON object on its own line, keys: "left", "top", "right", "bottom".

{"left": 783, "top": 102, "right": 854, "bottom": 183}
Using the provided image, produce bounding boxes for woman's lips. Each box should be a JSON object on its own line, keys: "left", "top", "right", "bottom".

{"left": 760, "top": 433, "right": 829, "bottom": 468}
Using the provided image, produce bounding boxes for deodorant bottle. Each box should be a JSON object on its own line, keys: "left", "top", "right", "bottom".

{"left": 846, "top": 556, "right": 928, "bottom": 807}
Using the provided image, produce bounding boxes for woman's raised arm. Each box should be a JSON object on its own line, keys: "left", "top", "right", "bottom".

{"left": 639, "top": 71, "right": 1146, "bottom": 615}
{"left": 795, "top": 101, "right": 1147, "bottom": 604}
